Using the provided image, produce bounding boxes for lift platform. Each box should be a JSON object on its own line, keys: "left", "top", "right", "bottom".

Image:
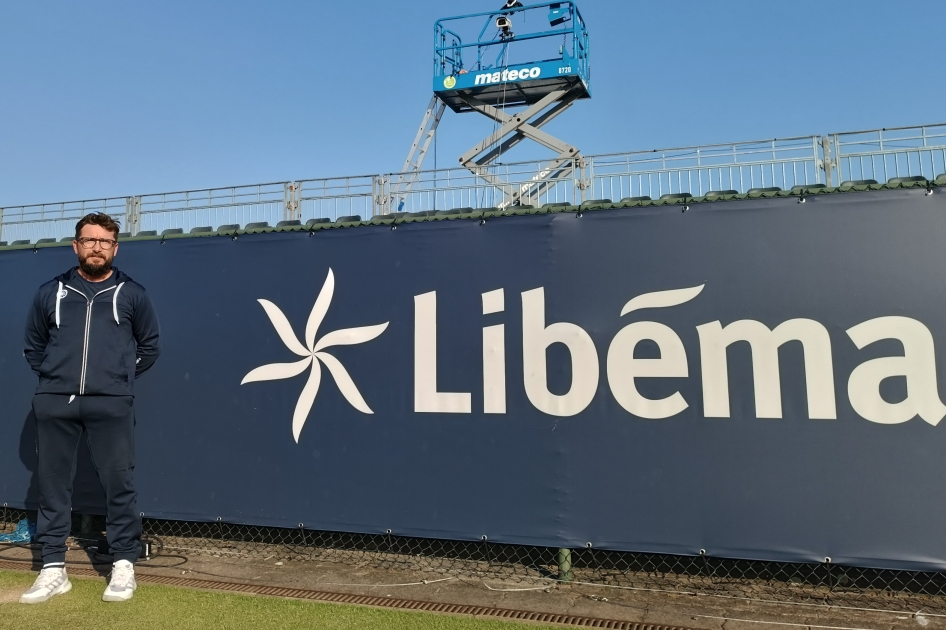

{"left": 433, "top": 1, "right": 590, "bottom": 112}
{"left": 392, "top": 2, "right": 591, "bottom": 211}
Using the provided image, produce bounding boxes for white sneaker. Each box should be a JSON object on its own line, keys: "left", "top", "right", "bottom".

{"left": 102, "top": 559, "right": 137, "bottom": 602}
{"left": 20, "top": 564, "right": 72, "bottom": 604}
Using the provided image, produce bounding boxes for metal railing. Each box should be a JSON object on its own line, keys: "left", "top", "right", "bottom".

{"left": 833, "top": 123, "right": 946, "bottom": 184}
{"left": 2, "top": 123, "right": 944, "bottom": 244}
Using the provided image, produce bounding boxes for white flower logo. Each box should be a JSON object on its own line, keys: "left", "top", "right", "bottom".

{"left": 241, "top": 268, "right": 389, "bottom": 443}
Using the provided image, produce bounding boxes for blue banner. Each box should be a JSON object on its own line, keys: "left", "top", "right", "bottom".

{"left": 3, "top": 187, "right": 946, "bottom": 571}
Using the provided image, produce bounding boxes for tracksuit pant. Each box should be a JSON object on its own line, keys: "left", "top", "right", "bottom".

{"left": 32, "top": 393, "right": 141, "bottom": 565}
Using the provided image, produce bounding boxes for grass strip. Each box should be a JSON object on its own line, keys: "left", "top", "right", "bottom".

{"left": 0, "top": 570, "right": 555, "bottom": 630}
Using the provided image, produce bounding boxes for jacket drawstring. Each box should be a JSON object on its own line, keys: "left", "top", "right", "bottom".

{"left": 113, "top": 282, "right": 125, "bottom": 325}
{"left": 55, "top": 282, "right": 63, "bottom": 328}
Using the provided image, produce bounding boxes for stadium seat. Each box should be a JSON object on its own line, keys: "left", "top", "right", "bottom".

{"left": 580, "top": 199, "right": 612, "bottom": 207}
{"left": 541, "top": 202, "right": 571, "bottom": 209}
{"left": 620, "top": 196, "right": 651, "bottom": 202}
{"left": 704, "top": 190, "right": 738, "bottom": 198}
{"left": 276, "top": 220, "right": 302, "bottom": 227}
{"left": 134, "top": 231, "right": 158, "bottom": 237}
{"left": 304, "top": 218, "right": 331, "bottom": 228}
{"left": 405, "top": 211, "right": 434, "bottom": 218}
{"left": 244, "top": 222, "right": 270, "bottom": 230}
{"left": 11, "top": 239, "right": 30, "bottom": 245}
{"left": 189, "top": 226, "right": 213, "bottom": 233}
{"left": 935, "top": 173, "right": 946, "bottom": 185}
{"left": 334, "top": 215, "right": 362, "bottom": 223}
{"left": 790, "top": 184, "right": 827, "bottom": 194}
{"left": 118, "top": 232, "right": 131, "bottom": 238}
{"left": 747, "top": 187, "right": 781, "bottom": 194}
{"left": 0, "top": 242, "right": 6, "bottom": 247}
{"left": 434, "top": 209, "right": 464, "bottom": 216}
{"left": 60, "top": 236, "right": 75, "bottom": 242}
{"left": 509, "top": 204, "right": 534, "bottom": 210}
{"left": 887, "top": 176, "right": 927, "bottom": 185}
{"left": 216, "top": 224, "right": 240, "bottom": 232}
{"left": 659, "top": 193, "right": 691, "bottom": 200}
{"left": 161, "top": 228, "right": 184, "bottom": 236}
{"left": 35, "top": 238, "right": 57, "bottom": 244}
{"left": 368, "top": 212, "right": 408, "bottom": 221}
{"left": 840, "top": 179, "right": 878, "bottom": 187}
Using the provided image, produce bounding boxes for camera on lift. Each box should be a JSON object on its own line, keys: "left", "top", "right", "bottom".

{"left": 497, "top": 0, "right": 522, "bottom": 39}
{"left": 496, "top": 15, "right": 514, "bottom": 39}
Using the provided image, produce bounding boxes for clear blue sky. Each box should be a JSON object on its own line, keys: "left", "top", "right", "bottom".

{"left": 1, "top": 0, "right": 942, "bottom": 207}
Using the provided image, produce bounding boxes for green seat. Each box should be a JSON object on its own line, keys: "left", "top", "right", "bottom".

{"left": 216, "top": 224, "right": 240, "bottom": 232}
{"left": 0, "top": 242, "right": 6, "bottom": 247}
{"left": 659, "top": 193, "right": 691, "bottom": 200}
{"left": 61, "top": 236, "right": 75, "bottom": 242}
{"left": 370, "top": 212, "right": 408, "bottom": 223}
{"left": 434, "top": 209, "right": 464, "bottom": 216}
{"left": 35, "top": 238, "right": 57, "bottom": 245}
{"left": 304, "top": 218, "right": 331, "bottom": 228}
{"left": 887, "top": 176, "right": 927, "bottom": 185}
{"left": 509, "top": 204, "right": 534, "bottom": 210}
{"left": 190, "top": 226, "right": 213, "bottom": 234}
{"left": 747, "top": 187, "right": 781, "bottom": 194}
{"left": 840, "top": 179, "right": 878, "bottom": 187}
{"left": 541, "top": 202, "right": 571, "bottom": 209}
{"left": 244, "top": 222, "right": 270, "bottom": 230}
{"left": 276, "top": 220, "right": 301, "bottom": 227}
{"left": 704, "top": 190, "right": 738, "bottom": 198}
{"left": 335, "top": 215, "right": 362, "bottom": 223}
{"left": 117, "top": 232, "right": 131, "bottom": 239}
{"left": 935, "top": 173, "right": 946, "bottom": 185}
{"left": 790, "top": 184, "right": 827, "bottom": 194}
{"left": 620, "top": 196, "right": 651, "bottom": 203}
{"left": 580, "top": 199, "right": 612, "bottom": 207}
{"left": 161, "top": 228, "right": 184, "bottom": 236}
{"left": 134, "top": 231, "right": 157, "bottom": 237}
{"left": 11, "top": 239, "right": 31, "bottom": 245}
{"left": 405, "top": 211, "right": 434, "bottom": 218}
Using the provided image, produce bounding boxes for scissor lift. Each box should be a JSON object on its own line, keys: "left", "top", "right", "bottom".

{"left": 390, "top": 1, "right": 591, "bottom": 211}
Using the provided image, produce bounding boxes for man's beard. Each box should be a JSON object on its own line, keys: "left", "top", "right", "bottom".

{"left": 79, "top": 253, "right": 113, "bottom": 278}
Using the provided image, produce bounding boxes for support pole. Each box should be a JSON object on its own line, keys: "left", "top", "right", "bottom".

{"left": 821, "top": 136, "right": 834, "bottom": 188}
{"left": 557, "top": 547, "right": 573, "bottom": 582}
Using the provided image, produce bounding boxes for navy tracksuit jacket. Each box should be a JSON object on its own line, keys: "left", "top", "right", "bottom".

{"left": 24, "top": 266, "right": 160, "bottom": 564}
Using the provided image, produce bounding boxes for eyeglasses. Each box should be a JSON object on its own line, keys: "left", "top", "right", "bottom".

{"left": 76, "top": 237, "right": 117, "bottom": 250}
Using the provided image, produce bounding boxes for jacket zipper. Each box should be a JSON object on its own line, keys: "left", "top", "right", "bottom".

{"left": 64, "top": 284, "right": 118, "bottom": 395}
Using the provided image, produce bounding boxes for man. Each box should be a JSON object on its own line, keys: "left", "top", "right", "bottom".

{"left": 20, "top": 212, "right": 160, "bottom": 604}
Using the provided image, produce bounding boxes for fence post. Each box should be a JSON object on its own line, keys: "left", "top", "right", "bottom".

{"left": 574, "top": 157, "right": 589, "bottom": 205}
{"left": 372, "top": 175, "right": 386, "bottom": 217}
{"left": 124, "top": 197, "right": 141, "bottom": 236}
{"left": 821, "top": 137, "right": 834, "bottom": 187}
{"left": 284, "top": 183, "right": 300, "bottom": 222}
{"left": 557, "top": 547, "right": 573, "bottom": 582}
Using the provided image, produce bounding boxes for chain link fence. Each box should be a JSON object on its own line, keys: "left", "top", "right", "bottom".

{"left": 3, "top": 506, "right": 946, "bottom": 614}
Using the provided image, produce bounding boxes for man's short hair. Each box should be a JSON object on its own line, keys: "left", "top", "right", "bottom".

{"left": 75, "top": 213, "right": 121, "bottom": 240}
